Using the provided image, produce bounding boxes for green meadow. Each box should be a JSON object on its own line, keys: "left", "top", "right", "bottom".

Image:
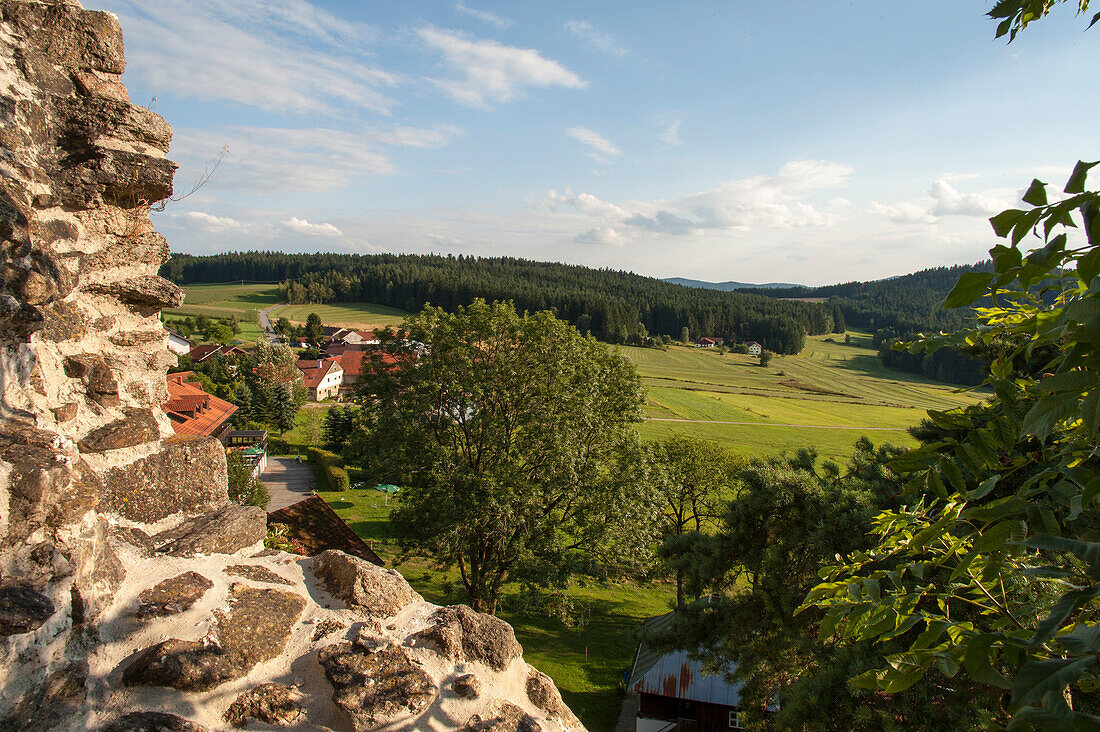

{"left": 624, "top": 331, "right": 984, "bottom": 462}
{"left": 268, "top": 302, "right": 408, "bottom": 330}
{"left": 164, "top": 283, "right": 280, "bottom": 320}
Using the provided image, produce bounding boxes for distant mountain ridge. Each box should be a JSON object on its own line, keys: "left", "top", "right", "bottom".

{"left": 663, "top": 277, "right": 805, "bottom": 291}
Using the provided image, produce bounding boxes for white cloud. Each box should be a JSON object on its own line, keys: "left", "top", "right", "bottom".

{"left": 869, "top": 200, "right": 935, "bottom": 224}
{"left": 454, "top": 3, "right": 514, "bottom": 29}
{"left": 565, "top": 20, "right": 628, "bottom": 57}
{"left": 929, "top": 179, "right": 1009, "bottom": 217}
{"left": 171, "top": 123, "right": 464, "bottom": 195}
{"left": 169, "top": 211, "right": 244, "bottom": 231}
{"left": 566, "top": 126, "right": 621, "bottom": 161}
{"left": 660, "top": 119, "right": 683, "bottom": 147}
{"left": 282, "top": 217, "right": 343, "bottom": 237}
{"left": 418, "top": 27, "right": 586, "bottom": 106}
{"left": 574, "top": 226, "right": 626, "bottom": 246}
{"left": 95, "top": 0, "right": 397, "bottom": 114}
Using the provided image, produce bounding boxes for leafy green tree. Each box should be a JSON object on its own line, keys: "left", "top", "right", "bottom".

{"left": 203, "top": 321, "right": 234, "bottom": 345}
{"left": 680, "top": 326, "right": 690, "bottom": 344}
{"left": 306, "top": 312, "right": 324, "bottom": 346}
{"left": 274, "top": 316, "right": 290, "bottom": 335}
{"left": 655, "top": 445, "right": 994, "bottom": 730}
{"left": 273, "top": 385, "right": 298, "bottom": 435}
{"left": 349, "top": 299, "right": 658, "bottom": 612}
{"left": 226, "top": 450, "right": 270, "bottom": 508}
{"left": 759, "top": 349, "right": 772, "bottom": 367}
{"left": 650, "top": 436, "right": 740, "bottom": 607}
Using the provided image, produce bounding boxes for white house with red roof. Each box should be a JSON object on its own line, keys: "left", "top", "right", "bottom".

{"left": 296, "top": 357, "right": 344, "bottom": 401}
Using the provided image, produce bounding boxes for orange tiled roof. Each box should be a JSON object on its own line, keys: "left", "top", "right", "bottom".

{"left": 162, "top": 376, "right": 237, "bottom": 438}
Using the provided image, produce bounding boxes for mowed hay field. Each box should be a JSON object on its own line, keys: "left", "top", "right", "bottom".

{"left": 625, "top": 331, "right": 986, "bottom": 461}
{"left": 164, "top": 283, "right": 280, "bottom": 320}
{"left": 268, "top": 302, "right": 407, "bottom": 330}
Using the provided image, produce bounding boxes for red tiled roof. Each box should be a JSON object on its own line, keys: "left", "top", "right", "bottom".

{"left": 335, "top": 350, "right": 368, "bottom": 378}
{"left": 267, "top": 495, "right": 383, "bottom": 566}
{"left": 188, "top": 344, "right": 245, "bottom": 362}
{"left": 162, "top": 376, "right": 237, "bottom": 438}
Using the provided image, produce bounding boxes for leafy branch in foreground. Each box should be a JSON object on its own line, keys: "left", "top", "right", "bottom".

{"left": 801, "top": 162, "right": 1100, "bottom": 727}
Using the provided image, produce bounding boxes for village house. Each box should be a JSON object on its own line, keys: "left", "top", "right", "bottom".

{"left": 742, "top": 341, "right": 763, "bottom": 356}
{"left": 187, "top": 344, "right": 246, "bottom": 363}
{"left": 296, "top": 357, "right": 344, "bottom": 401}
{"left": 166, "top": 328, "right": 192, "bottom": 355}
{"left": 695, "top": 336, "right": 724, "bottom": 348}
{"left": 321, "top": 327, "right": 382, "bottom": 349}
{"left": 162, "top": 372, "right": 238, "bottom": 443}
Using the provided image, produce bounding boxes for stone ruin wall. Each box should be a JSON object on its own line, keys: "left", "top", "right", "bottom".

{"left": 0, "top": 1, "right": 585, "bottom": 729}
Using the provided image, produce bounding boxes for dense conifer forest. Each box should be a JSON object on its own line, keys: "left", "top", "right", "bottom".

{"left": 160, "top": 252, "right": 837, "bottom": 353}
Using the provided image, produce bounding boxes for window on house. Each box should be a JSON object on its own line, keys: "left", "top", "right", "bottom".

{"left": 729, "top": 711, "right": 743, "bottom": 729}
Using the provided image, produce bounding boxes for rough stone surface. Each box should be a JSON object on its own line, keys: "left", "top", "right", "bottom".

{"left": 0, "top": 585, "right": 54, "bottom": 635}
{"left": 98, "top": 712, "right": 208, "bottom": 732}
{"left": 312, "top": 548, "right": 421, "bottom": 618}
{"left": 410, "top": 604, "right": 524, "bottom": 671}
{"left": 462, "top": 702, "right": 543, "bottom": 732}
{"left": 223, "top": 683, "right": 302, "bottom": 728}
{"left": 526, "top": 665, "right": 582, "bottom": 725}
{"left": 152, "top": 504, "right": 266, "bottom": 557}
{"left": 224, "top": 563, "right": 292, "bottom": 585}
{"left": 78, "top": 409, "right": 160, "bottom": 453}
{"left": 0, "top": 4, "right": 582, "bottom": 729}
{"left": 318, "top": 643, "right": 436, "bottom": 729}
{"left": 454, "top": 673, "right": 482, "bottom": 699}
{"left": 102, "top": 438, "right": 228, "bottom": 522}
{"left": 123, "top": 584, "right": 305, "bottom": 691}
{"left": 133, "top": 572, "right": 212, "bottom": 617}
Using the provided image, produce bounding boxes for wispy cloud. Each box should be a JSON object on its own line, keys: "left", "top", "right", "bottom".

{"left": 565, "top": 19, "right": 628, "bottom": 57}
{"left": 282, "top": 217, "right": 343, "bottom": 237}
{"left": 574, "top": 226, "right": 626, "bottom": 246}
{"left": 660, "top": 119, "right": 683, "bottom": 147}
{"left": 95, "top": 0, "right": 397, "bottom": 114}
{"left": 928, "top": 179, "right": 1010, "bottom": 217}
{"left": 566, "top": 126, "right": 621, "bottom": 162}
{"left": 418, "top": 27, "right": 586, "bottom": 107}
{"left": 172, "top": 124, "right": 464, "bottom": 195}
{"left": 454, "top": 3, "right": 514, "bottom": 30}
{"left": 169, "top": 211, "right": 244, "bottom": 231}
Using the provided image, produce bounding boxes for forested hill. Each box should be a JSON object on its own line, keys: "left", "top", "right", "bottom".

{"left": 738, "top": 261, "right": 994, "bottom": 334}
{"left": 160, "top": 252, "right": 836, "bottom": 354}
{"left": 662, "top": 277, "right": 804, "bottom": 290}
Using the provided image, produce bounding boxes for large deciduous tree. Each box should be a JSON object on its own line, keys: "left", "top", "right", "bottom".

{"left": 349, "top": 299, "right": 658, "bottom": 612}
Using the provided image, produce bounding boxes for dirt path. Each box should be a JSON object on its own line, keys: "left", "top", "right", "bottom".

{"left": 645, "top": 417, "right": 908, "bottom": 431}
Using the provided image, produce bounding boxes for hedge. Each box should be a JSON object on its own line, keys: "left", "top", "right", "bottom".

{"left": 307, "top": 446, "right": 350, "bottom": 491}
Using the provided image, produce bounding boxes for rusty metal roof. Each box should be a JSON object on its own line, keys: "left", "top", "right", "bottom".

{"left": 627, "top": 603, "right": 744, "bottom": 707}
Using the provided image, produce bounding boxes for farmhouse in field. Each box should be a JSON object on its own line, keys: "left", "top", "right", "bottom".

{"left": 695, "top": 336, "right": 724, "bottom": 348}
{"left": 187, "top": 344, "right": 246, "bottom": 363}
{"left": 742, "top": 341, "right": 763, "bottom": 355}
{"left": 296, "top": 357, "right": 344, "bottom": 400}
{"left": 322, "top": 327, "right": 382, "bottom": 349}
{"left": 620, "top": 605, "right": 751, "bottom": 731}
{"left": 162, "top": 372, "right": 238, "bottom": 443}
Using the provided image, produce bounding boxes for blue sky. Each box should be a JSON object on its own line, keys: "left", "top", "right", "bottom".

{"left": 90, "top": 0, "right": 1099, "bottom": 285}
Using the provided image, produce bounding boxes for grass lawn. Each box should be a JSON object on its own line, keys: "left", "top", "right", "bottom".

{"left": 269, "top": 302, "right": 408, "bottom": 330}
{"left": 318, "top": 487, "right": 672, "bottom": 731}
{"left": 623, "top": 331, "right": 985, "bottom": 462}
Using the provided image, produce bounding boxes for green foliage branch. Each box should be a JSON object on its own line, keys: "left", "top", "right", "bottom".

{"left": 801, "top": 161, "right": 1100, "bottom": 727}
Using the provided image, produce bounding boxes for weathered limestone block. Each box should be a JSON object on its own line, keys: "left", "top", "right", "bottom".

{"left": 133, "top": 572, "right": 212, "bottom": 618}
{"left": 318, "top": 643, "right": 436, "bottom": 729}
{"left": 223, "top": 683, "right": 302, "bottom": 728}
{"left": 102, "top": 438, "right": 228, "bottom": 522}
{"left": 123, "top": 584, "right": 305, "bottom": 691}
{"left": 525, "top": 666, "right": 581, "bottom": 726}
{"left": 224, "top": 564, "right": 292, "bottom": 585}
{"left": 311, "top": 549, "right": 421, "bottom": 618}
{"left": 0, "top": 662, "right": 87, "bottom": 731}
{"left": 409, "top": 604, "right": 523, "bottom": 672}
{"left": 453, "top": 672, "right": 482, "bottom": 699}
{"left": 0, "top": 1, "right": 126, "bottom": 75}
{"left": 77, "top": 409, "right": 160, "bottom": 453}
{"left": 86, "top": 275, "right": 183, "bottom": 310}
{"left": 0, "top": 585, "right": 54, "bottom": 635}
{"left": 97, "top": 712, "right": 208, "bottom": 732}
{"left": 152, "top": 504, "right": 266, "bottom": 557}
{"left": 461, "top": 702, "right": 542, "bottom": 732}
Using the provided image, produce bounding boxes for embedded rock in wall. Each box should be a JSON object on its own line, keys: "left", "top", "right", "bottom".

{"left": 0, "top": 2, "right": 585, "bottom": 730}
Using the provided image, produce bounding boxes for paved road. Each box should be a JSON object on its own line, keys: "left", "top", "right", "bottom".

{"left": 261, "top": 457, "right": 315, "bottom": 511}
{"left": 258, "top": 305, "right": 280, "bottom": 342}
{"left": 645, "top": 417, "right": 908, "bottom": 431}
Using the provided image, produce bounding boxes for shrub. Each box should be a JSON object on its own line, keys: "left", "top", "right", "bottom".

{"left": 307, "top": 446, "right": 349, "bottom": 491}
